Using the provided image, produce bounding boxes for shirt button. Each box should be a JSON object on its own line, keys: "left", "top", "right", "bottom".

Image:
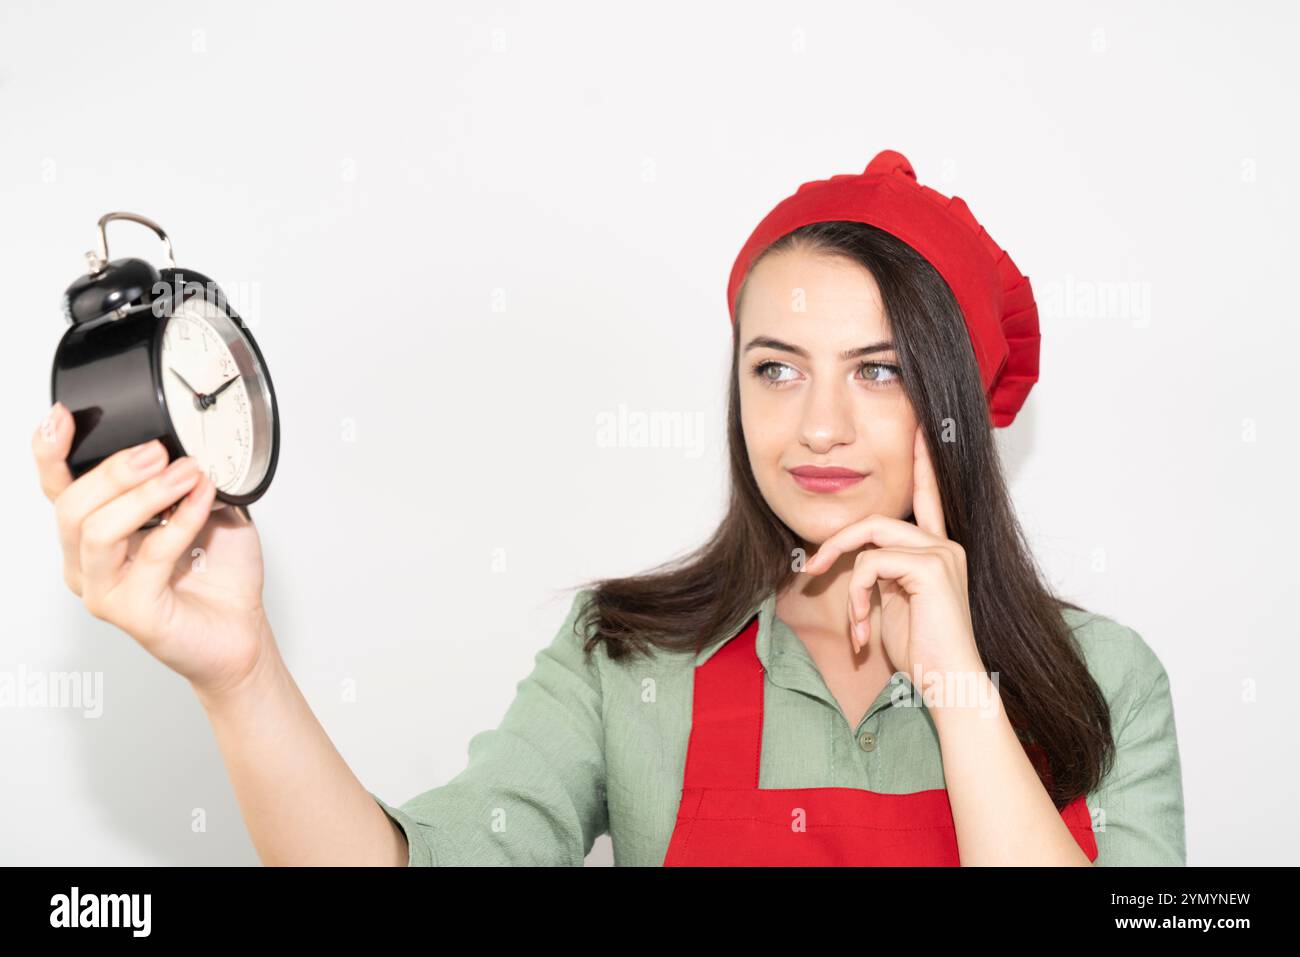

{"left": 857, "top": 730, "right": 876, "bottom": 752}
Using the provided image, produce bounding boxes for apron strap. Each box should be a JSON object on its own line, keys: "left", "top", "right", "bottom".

{"left": 680, "top": 616, "right": 764, "bottom": 790}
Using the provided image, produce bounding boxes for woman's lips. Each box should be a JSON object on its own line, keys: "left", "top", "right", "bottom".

{"left": 787, "top": 466, "right": 867, "bottom": 494}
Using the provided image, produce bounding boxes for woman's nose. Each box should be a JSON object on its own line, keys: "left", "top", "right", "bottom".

{"left": 798, "top": 379, "right": 856, "bottom": 451}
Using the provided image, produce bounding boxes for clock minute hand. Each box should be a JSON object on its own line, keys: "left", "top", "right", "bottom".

{"left": 201, "top": 373, "right": 242, "bottom": 409}
{"left": 209, "top": 373, "right": 241, "bottom": 398}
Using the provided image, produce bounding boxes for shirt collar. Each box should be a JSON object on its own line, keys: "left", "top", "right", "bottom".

{"left": 693, "top": 586, "right": 919, "bottom": 721}
{"left": 694, "top": 588, "right": 777, "bottom": 668}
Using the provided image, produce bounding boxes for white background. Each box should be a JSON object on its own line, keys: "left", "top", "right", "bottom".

{"left": 1, "top": 0, "right": 1295, "bottom": 865}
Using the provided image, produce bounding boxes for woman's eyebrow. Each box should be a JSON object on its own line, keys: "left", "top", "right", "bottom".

{"left": 742, "top": 336, "right": 895, "bottom": 361}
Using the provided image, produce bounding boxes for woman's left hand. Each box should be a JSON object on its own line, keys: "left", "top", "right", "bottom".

{"left": 801, "top": 427, "right": 983, "bottom": 691}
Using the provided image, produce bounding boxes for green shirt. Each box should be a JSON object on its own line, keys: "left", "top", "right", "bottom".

{"left": 371, "top": 587, "right": 1186, "bottom": 866}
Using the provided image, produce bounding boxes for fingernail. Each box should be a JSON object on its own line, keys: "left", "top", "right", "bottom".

{"left": 39, "top": 402, "right": 60, "bottom": 435}
{"left": 130, "top": 441, "right": 166, "bottom": 468}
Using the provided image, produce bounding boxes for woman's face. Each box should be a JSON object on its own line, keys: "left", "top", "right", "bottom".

{"left": 737, "top": 245, "right": 919, "bottom": 551}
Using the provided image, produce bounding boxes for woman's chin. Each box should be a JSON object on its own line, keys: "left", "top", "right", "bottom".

{"left": 784, "top": 500, "right": 873, "bottom": 531}
{"left": 787, "top": 517, "right": 862, "bottom": 550}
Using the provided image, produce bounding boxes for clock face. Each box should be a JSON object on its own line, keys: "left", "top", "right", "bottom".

{"left": 158, "top": 296, "right": 274, "bottom": 497}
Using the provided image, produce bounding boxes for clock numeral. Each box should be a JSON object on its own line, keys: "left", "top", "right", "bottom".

{"left": 178, "top": 322, "right": 191, "bottom": 340}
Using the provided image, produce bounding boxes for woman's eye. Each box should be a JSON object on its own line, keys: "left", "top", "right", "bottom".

{"left": 752, "top": 360, "right": 797, "bottom": 385}
{"left": 859, "top": 361, "right": 902, "bottom": 387}
{"left": 750, "top": 359, "right": 901, "bottom": 389}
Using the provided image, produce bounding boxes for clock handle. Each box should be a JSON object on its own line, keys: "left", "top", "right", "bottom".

{"left": 86, "top": 211, "right": 176, "bottom": 276}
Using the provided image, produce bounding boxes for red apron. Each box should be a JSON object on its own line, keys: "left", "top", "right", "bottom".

{"left": 663, "top": 616, "right": 1098, "bottom": 865}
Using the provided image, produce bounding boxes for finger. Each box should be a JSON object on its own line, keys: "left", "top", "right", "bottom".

{"left": 849, "top": 553, "right": 890, "bottom": 651}
{"left": 912, "top": 427, "right": 947, "bottom": 539}
{"left": 128, "top": 473, "right": 218, "bottom": 601}
{"left": 32, "top": 402, "right": 75, "bottom": 502}
{"left": 848, "top": 583, "right": 873, "bottom": 653}
{"left": 848, "top": 546, "right": 945, "bottom": 602}
{"left": 868, "top": 584, "right": 882, "bottom": 657}
{"left": 79, "top": 456, "right": 203, "bottom": 587}
{"left": 849, "top": 559, "right": 889, "bottom": 653}
{"left": 850, "top": 551, "right": 874, "bottom": 623}
{"left": 804, "top": 514, "right": 945, "bottom": 574}
{"left": 54, "top": 438, "right": 173, "bottom": 593}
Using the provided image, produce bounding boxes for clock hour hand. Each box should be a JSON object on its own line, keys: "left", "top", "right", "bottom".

{"left": 170, "top": 366, "right": 214, "bottom": 414}
{"left": 169, "top": 366, "right": 202, "bottom": 399}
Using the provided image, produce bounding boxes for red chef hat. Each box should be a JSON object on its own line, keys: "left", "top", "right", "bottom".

{"left": 726, "top": 149, "right": 1040, "bottom": 428}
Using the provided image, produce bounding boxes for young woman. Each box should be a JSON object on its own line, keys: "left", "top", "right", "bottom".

{"left": 31, "top": 150, "right": 1185, "bottom": 866}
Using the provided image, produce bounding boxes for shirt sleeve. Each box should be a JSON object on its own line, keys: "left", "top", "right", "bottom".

{"left": 369, "top": 589, "right": 608, "bottom": 865}
{"left": 1087, "top": 626, "right": 1187, "bottom": 866}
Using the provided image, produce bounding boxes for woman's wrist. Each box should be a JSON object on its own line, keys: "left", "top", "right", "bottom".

{"left": 921, "top": 653, "right": 1002, "bottom": 732}
{"left": 190, "top": 612, "right": 287, "bottom": 714}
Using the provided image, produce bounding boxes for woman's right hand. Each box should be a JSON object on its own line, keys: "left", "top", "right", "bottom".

{"left": 32, "top": 401, "right": 273, "bottom": 700}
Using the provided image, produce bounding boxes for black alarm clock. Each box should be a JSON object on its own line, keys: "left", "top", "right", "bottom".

{"left": 51, "top": 212, "right": 279, "bottom": 526}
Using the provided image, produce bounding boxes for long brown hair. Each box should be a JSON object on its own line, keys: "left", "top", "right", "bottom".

{"left": 568, "top": 220, "right": 1115, "bottom": 807}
